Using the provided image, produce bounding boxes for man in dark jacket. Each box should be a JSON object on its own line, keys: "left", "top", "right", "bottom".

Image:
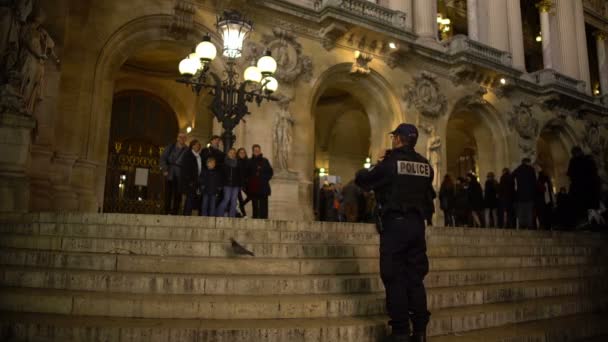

{"left": 246, "top": 144, "right": 274, "bottom": 219}
{"left": 535, "top": 164, "right": 554, "bottom": 230}
{"left": 498, "top": 168, "right": 516, "bottom": 228}
{"left": 568, "top": 146, "right": 601, "bottom": 227}
{"left": 160, "top": 133, "right": 187, "bottom": 215}
{"left": 201, "top": 135, "right": 226, "bottom": 166}
{"left": 512, "top": 158, "right": 537, "bottom": 229}
{"left": 200, "top": 157, "right": 223, "bottom": 217}
{"left": 181, "top": 139, "right": 203, "bottom": 215}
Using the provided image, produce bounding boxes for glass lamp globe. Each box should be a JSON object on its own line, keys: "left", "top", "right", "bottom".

{"left": 188, "top": 53, "right": 202, "bottom": 72}
{"left": 217, "top": 11, "right": 253, "bottom": 59}
{"left": 195, "top": 35, "right": 217, "bottom": 62}
{"left": 179, "top": 56, "right": 196, "bottom": 76}
{"left": 257, "top": 50, "right": 277, "bottom": 76}
{"left": 261, "top": 76, "right": 278, "bottom": 93}
{"left": 244, "top": 65, "right": 262, "bottom": 83}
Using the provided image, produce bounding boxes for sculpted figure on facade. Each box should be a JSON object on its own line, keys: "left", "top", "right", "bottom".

{"left": 273, "top": 95, "right": 295, "bottom": 172}
{"left": 422, "top": 123, "right": 442, "bottom": 190}
{"left": 18, "top": 10, "right": 58, "bottom": 115}
{"left": 508, "top": 102, "right": 539, "bottom": 159}
{"left": 261, "top": 28, "right": 312, "bottom": 83}
{"left": 404, "top": 71, "right": 447, "bottom": 118}
{"left": 0, "top": 0, "right": 32, "bottom": 75}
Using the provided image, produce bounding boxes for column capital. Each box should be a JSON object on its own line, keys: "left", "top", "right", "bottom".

{"left": 536, "top": 0, "right": 553, "bottom": 13}
{"left": 594, "top": 31, "right": 607, "bottom": 41}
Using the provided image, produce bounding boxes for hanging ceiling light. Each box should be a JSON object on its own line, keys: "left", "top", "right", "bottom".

{"left": 216, "top": 11, "right": 253, "bottom": 59}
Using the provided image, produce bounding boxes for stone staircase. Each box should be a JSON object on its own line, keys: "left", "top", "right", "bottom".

{"left": 0, "top": 213, "right": 606, "bottom": 342}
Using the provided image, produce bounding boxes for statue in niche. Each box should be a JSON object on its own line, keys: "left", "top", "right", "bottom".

{"left": 0, "top": 0, "right": 32, "bottom": 76}
{"left": 421, "top": 123, "right": 441, "bottom": 190}
{"left": 273, "top": 95, "right": 295, "bottom": 172}
{"left": 18, "top": 9, "right": 59, "bottom": 114}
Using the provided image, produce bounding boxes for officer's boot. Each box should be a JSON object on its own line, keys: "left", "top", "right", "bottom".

{"left": 410, "top": 331, "right": 426, "bottom": 342}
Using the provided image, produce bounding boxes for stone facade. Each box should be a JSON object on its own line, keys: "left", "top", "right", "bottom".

{"left": 0, "top": 0, "right": 607, "bottom": 220}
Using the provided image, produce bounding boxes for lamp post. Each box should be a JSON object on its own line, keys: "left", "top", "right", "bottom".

{"left": 176, "top": 10, "right": 279, "bottom": 152}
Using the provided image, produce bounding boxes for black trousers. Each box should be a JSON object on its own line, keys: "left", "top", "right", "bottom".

{"left": 380, "top": 212, "right": 430, "bottom": 335}
{"left": 164, "top": 179, "right": 182, "bottom": 215}
{"left": 251, "top": 196, "right": 269, "bottom": 219}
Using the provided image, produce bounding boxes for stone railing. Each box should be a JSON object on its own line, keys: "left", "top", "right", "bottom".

{"left": 531, "top": 69, "right": 586, "bottom": 93}
{"left": 445, "top": 35, "right": 513, "bottom": 67}
{"left": 319, "top": 0, "right": 407, "bottom": 29}
{"left": 583, "top": 0, "right": 608, "bottom": 18}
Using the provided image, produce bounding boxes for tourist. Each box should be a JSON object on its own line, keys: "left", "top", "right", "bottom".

{"left": 181, "top": 139, "right": 203, "bottom": 216}
{"left": 453, "top": 177, "right": 469, "bottom": 226}
{"left": 498, "top": 168, "right": 516, "bottom": 229}
{"left": 216, "top": 148, "right": 242, "bottom": 218}
{"left": 160, "top": 132, "right": 188, "bottom": 215}
{"left": 201, "top": 135, "right": 226, "bottom": 167}
{"left": 439, "top": 175, "right": 456, "bottom": 227}
{"left": 341, "top": 180, "right": 362, "bottom": 222}
{"left": 425, "top": 186, "right": 437, "bottom": 226}
{"left": 567, "top": 146, "right": 601, "bottom": 228}
{"left": 555, "top": 187, "right": 570, "bottom": 229}
{"left": 484, "top": 172, "right": 499, "bottom": 228}
{"left": 535, "top": 164, "right": 554, "bottom": 230}
{"left": 246, "top": 144, "right": 273, "bottom": 219}
{"left": 513, "top": 158, "right": 537, "bottom": 229}
{"left": 466, "top": 173, "right": 484, "bottom": 227}
{"left": 200, "top": 157, "right": 223, "bottom": 217}
{"left": 236, "top": 148, "right": 250, "bottom": 217}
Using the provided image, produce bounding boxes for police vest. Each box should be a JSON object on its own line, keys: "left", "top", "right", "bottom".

{"left": 385, "top": 149, "right": 433, "bottom": 213}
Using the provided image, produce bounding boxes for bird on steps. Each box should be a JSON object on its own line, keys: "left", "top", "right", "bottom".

{"left": 230, "top": 238, "right": 255, "bottom": 256}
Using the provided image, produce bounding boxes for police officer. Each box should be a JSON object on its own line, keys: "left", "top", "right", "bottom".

{"left": 355, "top": 123, "right": 432, "bottom": 342}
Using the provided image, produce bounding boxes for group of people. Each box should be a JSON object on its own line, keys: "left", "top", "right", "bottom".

{"left": 317, "top": 181, "right": 375, "bottom": 223}
{"left": 438, "top": 147, "right": 604, "bottom": 230}
{"left": 160, "top": 133, "right": 274, "bottom": 219}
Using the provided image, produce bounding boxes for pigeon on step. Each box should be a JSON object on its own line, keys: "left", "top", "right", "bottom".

{"left": 230, "top": 238, "right": 255, "bottom": 256}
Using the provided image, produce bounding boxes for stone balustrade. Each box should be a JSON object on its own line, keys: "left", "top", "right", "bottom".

{"left": 583, "top": 0, "right": 608, "bottom": 18}
{"left": 445, "top": 35, "right": 513, "bottom": 67}
{"left": 532, "top": 69, "right": 587, "bottom": 93}
{"left": 320, "top": 0, "right": 407, "bottom": 29}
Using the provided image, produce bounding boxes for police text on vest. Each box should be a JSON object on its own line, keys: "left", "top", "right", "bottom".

{"left": 397, "top": 161, "right": 431, "bottom": 177}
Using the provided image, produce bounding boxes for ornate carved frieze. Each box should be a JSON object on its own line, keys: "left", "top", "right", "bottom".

{"left": 460, "top": 86, "right": 488, "bottom": 106}
{"left": 350, "top": 51, "right": 373, "bottom": 75}
{"left": 260, "top": 28, "right": 313, "bottom": 84}
{"left": 403, "top": 71, "right": 448, "bottom": 118}
{"left": 508, "top": 102, "right": 539, "bottom": 140}
{"left": 583, "top": 120, "right": 606, "bottom": 157}
{"left": 319, "top": 22, "right": 348, "bottom": 51}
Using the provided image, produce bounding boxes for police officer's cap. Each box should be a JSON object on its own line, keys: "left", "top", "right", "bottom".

{"left": 390, "top": 123, "right": 418, "bottom": 146}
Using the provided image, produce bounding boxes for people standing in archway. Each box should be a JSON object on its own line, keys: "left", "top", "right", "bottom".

{"left": 201, "top": 135, "right": 226, "bottom": 167}
{"left": 466, "top": 173, "right": 484, "bottom": 228}
{"left": 453, "top": 177, "right": 470, "bottom": 226}
{"left": 439, "top": 175, "right": 456, "bottom": 227}
{"left": 498, "top": 168, "right": 516, "bottom": 229}
{"left": 567, "top": 146, "right": 601, "bottom": 229}
{"left": 246, "top": 145, "right": 273, "bottom": 219}
{"left": 513, "top": 158, "right": 537, "bottom": 229}
{"left": 160, "top": 133, "right": 187, "bottom": 215}
{"left": 535, "top": 164, "right": 554, "bottom": 230}
{"left": 341, "top": 180, "right": 363, "bottom": 223}
{"left": 236, "top": 148, "right": 250, "bottom": 217}
{"left": 484, "top": 172, "right": 499, "bottom": 228}
{"left": 181, "top": 139, "right": 202, "bottom": 216}
{"left": 200, "top": 157, "right": 223, "bottom": 217}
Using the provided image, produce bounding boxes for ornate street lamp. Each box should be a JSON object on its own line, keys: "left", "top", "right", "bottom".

{"left": 177, "top": 10, "right": 279, "bottom": 151}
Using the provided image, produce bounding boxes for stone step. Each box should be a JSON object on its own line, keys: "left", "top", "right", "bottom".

{"left": 2, "top": 265, "right": 606, "bottom": 295}
{"left": 0, "top": 296, "right": 606, "bottom": 340}
{"left": 428, "top": 314, "right": 608, "bottom": 342}
{"left": 0, "top": 234, "right": 602, "bottom": 259}
{"left": 1, "top": 278, "right": 606, "bottom": 319}
{"left": 0, "top": 249, "right": 602, "bottom": 275}
{"left": 3, "top": 212, "right": 605, "bottom": 241}
{"left": 2, "top": 222, "right": 605, "bottom": 247}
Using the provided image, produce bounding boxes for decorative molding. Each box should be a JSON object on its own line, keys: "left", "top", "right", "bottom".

{"left": 460, "top": 86, "right": 488, "bottom": 106}
{"left": 260, "top": 28, "right": 313, "bottom": 84}
{"left": 350, "top": 51, "right": 373, "bottom": 75}
{"left": 319, "top": 22, "right": 349, "bottom": 51}
{"left": 508, "top": 102, "right": 539, "bottom": 140}
{"left": 169, "top": 0, "right": 195, "bottom": 40}
{"left": 403, "top": 71, "right": 448, "bottom": 118}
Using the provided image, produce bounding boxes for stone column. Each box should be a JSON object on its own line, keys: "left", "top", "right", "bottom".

{"left": 0, "top": 113, "right": 36, "bottom": 213}
{"left": 537, "top": 0, "right": 553, "bottom": 69}
{"left": 413, "top": 0, "right": 437, "bottom": 42}
{"left": 573, "top": 0, "right": 591, "bottom": 93}
{"left": 467, "top": 0, "right": 479, "bottom": 41}
{"left": 486, "top": 0, "right": 509, "bottom": 52}
{"left": 596, "top": 31, "right": 608, "bottom": 95}
{"left": 507, "top": 0, "right": 526, "bottom": 70}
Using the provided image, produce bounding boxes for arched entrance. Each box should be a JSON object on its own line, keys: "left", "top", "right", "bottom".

{"left": 536, "top": 120, "right": 577, "bottom": 191}
{"left": 309, "top": 64, "right": 402, "bottom": 220}
{"left": 103, "top": 91, "right": 179, "bottom": 213}
{"left": 445, "top": 101, "right": 509, "bottom": 182}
